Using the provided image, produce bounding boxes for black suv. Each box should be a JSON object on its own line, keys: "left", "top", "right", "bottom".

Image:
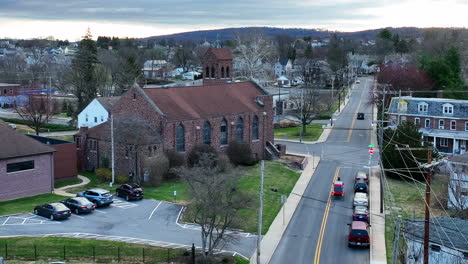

{"left": 357, "top": 112, "right": 365, "bottom": 120}
{"left": 116, "top": 184, "right": 144, "bottom": 201}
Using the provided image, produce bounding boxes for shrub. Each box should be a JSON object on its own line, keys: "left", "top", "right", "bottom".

{"left": 226, "top": 140, "right": 255, "bottom": 166}
{"left": 165, "top": 149, "right": 185, "bottom": 168}
{"left": 96, "top": 168, "right": 111, "bottom": 182}
{"left": 187, "top": 144, "right": 218, "bottom": 167}
{"left": 115, "top": 173, "right": 128, "bottom": 184}
{"left": 316, "top": 115, "right": 331, "bottom": 120}
{"left": 101, "top": 157, "right": 110, "bottom": 169}
{"left": 144, "top": 152, "right": 169, "bottom": 186}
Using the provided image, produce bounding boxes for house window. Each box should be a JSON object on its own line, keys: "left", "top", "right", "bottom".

{"left": 401, "top": 116, "right": 407, "bottom": 123}
{"left": 463, "top": 251, "right": 468, "bottom": 259}
{"left": 443, "top": 103, "right": 453, "bottom": 114}
{"left": 451, "top": 120, "right": 456, "bottom": 130}
{"left": 418, "top": 102, "right": 428, "bottom": 112}
{"left": 220, "top": 119, "right": 228, "bottom": 145}
{"left": 7, "top": 160, "right": 34, "bottom": 173}
{"left": 211, "top": 66, "right": 215, "bottom": 79}
{"left": 94, "top": 117, "right": 97, "bottom": 123}
{"left": 133, "top": 93, "right": 136, "bottom": 100}
{"left": 85, "top": 114, "right": 88, "bottom": 122}
{"left": 226, "top": 66, "right": 230, "bottom": 78}
{"left": 148, "top": 146, "right": 152, "bottom": 157}
{"left": 221, "top": 67, "right": 225, "bottom": 78}
{"left": 465, "top": 122, "right": 468, "bottom": 131}
{"left": 439, "top": 120, "right": 445, "bottom": 129}
{"left": 101, "top": 116, "right": 104, "bottom": 122}
{"left": 75, "top": 137, "right": 80, "bottom": 149}
{"left": 176, "top": 124, "right": 185, "bottom": 152}
{"left": 414, "top": 118, "right": 420, "bottom": 126}
{"left": 425, "top": 119, "right": 430, "bottom": 128}
{"left": 236, "top": 117, "right": 244, "bottom": 141}
{"left": 430, "top": 244, "right": 441, "bottom": 252}
{"left": 203, "top": 122, "right": 211, "bottom": 145}
{"left": 3, "top": 89, "right": 6, "bottom": 94}
{"left": 398, "top": 100, "right": 407, "bottom": 111}
{"left": 205, "top": 66, "right": 210, "bottom": 78}
{"left": 440, "top": 138, "right": 448, "bottom": 147}
{"left": 252, "top": 115, "right": 259, "bottom": 140}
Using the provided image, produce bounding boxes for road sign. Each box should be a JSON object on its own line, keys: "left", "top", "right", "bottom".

{"left": 369, "top": 147, "right": 374, "bottom": 154}
{"left": 368, "top": 144, "right": 375, "bottom": 148}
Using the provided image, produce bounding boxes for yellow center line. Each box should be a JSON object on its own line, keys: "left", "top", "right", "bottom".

{"left": 347, "top": 83, "right": 366, "bottom": 142}
{"left": 314, "top": 167, "right": 340, "bottom": 264}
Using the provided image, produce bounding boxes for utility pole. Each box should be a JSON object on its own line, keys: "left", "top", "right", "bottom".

{"left": 392, "top": 215, "right": 402, "bottom": 264}
{"left": 111, "top": 114, "right": 115, "bottom": 184}
{"left": 299, "top": 86, "right": 304, "bottom": 142}
{"left": 257, "top": 160, "right": 264, "bottom": 264}
{"left": 396, "top": 146, "right": 433, "bottom": 264}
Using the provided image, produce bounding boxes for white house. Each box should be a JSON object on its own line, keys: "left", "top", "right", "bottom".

{"left": 182, "top": 71, "right": 201, "bottom": 80}
{"left": 446, "top": 153, "right": 468, "bottom": 210}
{"left": 277, "top": 76, "right": 291, "bottom": 88}
{"left": 405, "top": 217, "right": 468, "bottom": 264}
{"left": 274, "top": 58, "right": 293, "bottom": 78}
{"left": 77, "top": 97, "right": 120, "bottom": 128}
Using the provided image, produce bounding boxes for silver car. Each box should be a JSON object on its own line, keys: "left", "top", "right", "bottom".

{"left": 353, "top": 192, "right": 368, "bottom": 207}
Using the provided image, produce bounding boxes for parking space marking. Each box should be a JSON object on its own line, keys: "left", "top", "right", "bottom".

{"left": 72, "top": 214, "right": 85, "bottom": 219}
{"left": 94, "top": 209, "right": 106, "bottom": 214}
{"left": 1, "top": 217, "right": 10, "bottom": 226}
{"left": 148, "top": 201, "right": 162, "bottom": 220}
{"left": 111, "top": 199, "right": 138, "bottom": 209}
{"left": 0, "top": 214, "right": 60, "bottom": 226}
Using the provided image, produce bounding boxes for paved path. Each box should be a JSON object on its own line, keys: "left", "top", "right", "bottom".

{"left": 54, "top": 175, "right": 90, "bottom": 197}
{"left": 39, "top": 130, "right": 79, "bottom": 137}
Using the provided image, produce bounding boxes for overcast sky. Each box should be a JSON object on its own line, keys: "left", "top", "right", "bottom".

{"left": 0, "top": 0, "right": 467, "bottom": 40}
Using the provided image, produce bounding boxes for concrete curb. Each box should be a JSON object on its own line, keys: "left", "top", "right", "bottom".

{"left": 54, "top": 175, "right": 90, "bottom": 197}
{"left": 249, "top": 154, "right": 320, "bottom": 264}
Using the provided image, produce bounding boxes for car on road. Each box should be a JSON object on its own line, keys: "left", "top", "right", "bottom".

{"left": 77, "top": 188, "right": 114, "bottom": 207}
{"left": 116, "top": 183, "right": 144, "bottom": 201}
{"left": 355, "top": 171, "right": 368, "bottom": 183}
{"left": 348, "top": 221, "right": 370, "bottom": 247}
{"left": 357, "top": 112, "right": 365, "bottom": 120}
{"left": 352, "top": 206, "right": 369, "bottom": 223}
{"left": 34, "top": 203, "right": 71, "bottom": 220}
{"left": 356, "top": 80, "right": 361, "bottom": 84}
{"left": 353, "top": 192, "right": 368, "bottom": 207}
{"left": 354, "top": 179, "right": 368, "bottom": 193}
{"left": 61, "top": 197, "right": 95, "bottom": 214}
{"left": 331, "top": 181, "right": 345, "bottom": 197}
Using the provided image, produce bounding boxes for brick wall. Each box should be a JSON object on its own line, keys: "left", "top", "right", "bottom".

{"left": 395, "top": 115, "right": 468, "bottom": 131}
{"left": 53, "top": 143, "right": 77, "bottom": 181}
{"left": 0, "top": 153, "right": 53, "bottom": 201}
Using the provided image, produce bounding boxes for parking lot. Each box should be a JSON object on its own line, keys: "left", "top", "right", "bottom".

{"left": 0, "top": 197, "right": 256, "bottom": 258}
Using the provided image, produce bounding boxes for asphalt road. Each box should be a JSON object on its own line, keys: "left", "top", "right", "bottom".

{"left": 0, "top": 197, "right": 256, "bottom": 258}
{"left": 272, "top": 77, "right": 377, "bottom": 264}
{"left": 0, "top": 109, "right": 71, "bottom": 125}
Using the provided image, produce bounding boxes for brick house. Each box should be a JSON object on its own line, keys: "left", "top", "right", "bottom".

{"left": 0, "top": 120, "right": 55, "bottom": 201}
{"left": 75, "top": 47, "right": 274, "bottom": 178}
{"left": 387, "top": 96, "right": 468, "bottom": 155}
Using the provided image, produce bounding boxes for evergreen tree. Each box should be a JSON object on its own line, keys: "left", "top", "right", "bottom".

{"left": 304, "top": 45, "right": 314, "bottom": 59}
{"left": 116, "top": 56, "right": 144, "bottom": 95}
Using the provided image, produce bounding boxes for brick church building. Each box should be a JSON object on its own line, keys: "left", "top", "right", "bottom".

{"left": 75, "top": 47, "right": 274, "bottom": 177}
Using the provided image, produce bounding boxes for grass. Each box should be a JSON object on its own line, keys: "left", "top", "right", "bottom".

{"left": 274, "top": 123, "right": 325, "bottom": 141}
{"left": 0, "top": 117, "right": 75, "bottom": 132}
{"left": 48, "top": 135, "right": 74, "bottom": 142}
{"left": 0, "top": 237, "right": 186, "bottom": 262}
{"left": 0, "top": 193, "right": 69, "bottom": 216}
{"left": 236, "top": 161, "right": 301, "bottom": 234}
{"left": 384, "top": 174, "right": 448, "bottom": 263}
{"left": 54, "top": 177, "right": 82, "bottom": 189}
{"left": 54, "top": 112, "right": 70, "bottom": 118}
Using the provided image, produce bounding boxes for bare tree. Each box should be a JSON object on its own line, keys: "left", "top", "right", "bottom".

{"left": 446, "top": 161, "right": 468, "bottom": 219}
{"left": 176, "top": 154, "right": 251, "bottom": 260}
{"left": 287, "top": 88, "right": 328, "bottom": 135}
{"left": 15, "top": 95, "right": 58, "bottom": 135}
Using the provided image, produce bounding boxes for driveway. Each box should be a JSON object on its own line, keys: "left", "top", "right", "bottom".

{"left": 0, "top": 197, "right": 255, "bottom": 259}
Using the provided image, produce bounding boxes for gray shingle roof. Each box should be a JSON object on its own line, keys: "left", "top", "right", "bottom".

{"left": 387, "top": 96, "right": 468, "bottom": 118}
{"left": 96, "top": 96, "right": 120, "bottom": 111}
{"left": 0, "top": 120, "right": 55, "bottom": 160}
{"left": 404, "top": 217, "right": 468, "bottom": 251}
{"left": 278, "top": 58, "right": 289, "bottom": 66}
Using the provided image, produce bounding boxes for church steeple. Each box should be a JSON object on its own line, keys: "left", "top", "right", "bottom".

{"left": 202, "top": 46, "right": 233, "bottom": 85}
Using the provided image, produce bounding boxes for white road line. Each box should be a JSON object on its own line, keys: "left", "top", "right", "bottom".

{"left": 94, "top": 210, "right": 106, "bottom": 214}
{"left": 21, "top": 218, "right": 27, "bottom": 224}
{"left": 175, "top": 207, "right": 184, "bottom": 227}
{"left": 1, "top": 217, "right": 10, "bottom": 225}
{"left": 72, "top": 214, "right": 85, "bottom": 219}
{"left": 148, "top": 201, "right": 162, "bottom": 220}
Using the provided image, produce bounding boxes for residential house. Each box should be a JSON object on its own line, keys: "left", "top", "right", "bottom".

{"left": 75, "top": 47, "right": 274, "bottom": 178}
{"left": 387, "top": 96, "right": 468, "bottom": 155}
{"left": 0, "top": 120, "right": 55, "bottom": 201}
{"left": 274, "top": 58, "right": 293, "bottom": 78}
{"left": 0, "top": 83, "right": 29, "bottom": 107}
{"left": 142, "top": 60, "right": 168, "bottom": 79}
{"left": 77, "top": 96, "right": 120, "bottom": 128}
{"left": 277, "top": 76, "right": 291, "bottom": 88}
{"left": 445, "top": 153, "right": 468, "bottom": 210}
{"left": 405, "top": 217, "right": 468, "bottom": 264}
{"left": 28, "top": 135, "right": 78, "bottom": 182}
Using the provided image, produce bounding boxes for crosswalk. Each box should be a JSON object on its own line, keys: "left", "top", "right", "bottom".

{"left": 111, "top": 199, "right": 138, "bottom": 209}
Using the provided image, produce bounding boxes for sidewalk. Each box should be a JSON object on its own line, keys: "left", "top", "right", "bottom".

{"left": 54, "top": 175, "right": 90, "bottom": 197}
{"left": 370, "top": 104, "right": 387, "bottom": 264}
{"left": 249, "top": 153, "right": 320, "bottom": 264}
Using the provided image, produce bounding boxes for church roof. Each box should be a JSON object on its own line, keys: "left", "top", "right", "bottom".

{"left": 206, "top": 47, "right": 232, "bottom": 60}
{"left": 96, "top": 96, "right": 120, "bottom": 111}
{"left": 143, "top": 81, "right": 267, "bottom": 121}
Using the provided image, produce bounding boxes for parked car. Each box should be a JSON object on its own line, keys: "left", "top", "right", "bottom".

{"left": 331, "top": 181, "right": 345, "bottom": 197}
{"left": 348, "top": 221, "right": 370, "bottom": 247}
{"left": 34, "top": 203, "right": 71, "bottom": 220}
{"left": 77, "top": 188, "right": 113, "bottom": 207}
{"left": 116, "top": 183, "right": 144, "bottom": 201}
{"left": 357, "top": 112, "right": 365, "bottom": 120}
{"left": 353, "top": 206, "right": 369, "bottom": 223}
{"left": 354, "top": 179, "right": 368, "bottom": 193}
{"left": 61, "top": 197, "right": 95, "bottom": 214}
{"left": 355, "top": 171, "right": 368, "bottom": 183}
{"left": 353, "top": 192, "right": 368, "bottom": 207}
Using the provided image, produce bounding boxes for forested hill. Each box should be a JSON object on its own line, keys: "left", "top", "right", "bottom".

{"left": 145, "top": 27, "right": 429, "bottom": 41}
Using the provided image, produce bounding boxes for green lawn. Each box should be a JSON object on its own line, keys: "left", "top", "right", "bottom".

{"left": 237, "top": 161, "right": 301, "bottom": 234}
{"left": 49, "top": 135, "right": 74, "bottom": 142}
{"left": 274, "top": 123, "right": 325, "bottom": 141}
{"left": 54, "top": 177, "right": 82, "bottom": 189}
{"left": 0, "top": 237, "right": 186, "bottom": 263}
{"left": 0, "top": 193, "right": 69, "bottom": 216}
